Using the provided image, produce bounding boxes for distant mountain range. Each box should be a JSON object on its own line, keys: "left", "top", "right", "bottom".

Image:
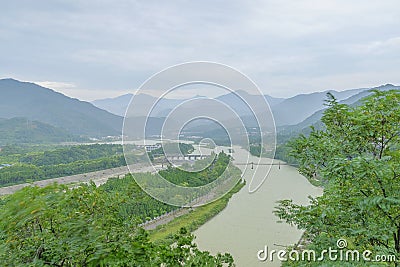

{"left": 91, "top": 85, "right": 393, "bottom": 128}
{"left": 91, "top": 92, "right": 283, "bottom": 118}
{"left": 270, "top": 88, "right": 366, "bottom": 126}
{"left": 0, "top": 78, "right": 398, "bottom": 145}
{"left": 0, "top": 79, "right": 123, "bottom": 137}
{"left": 280, "top": 84, "right": 400, "bottom": 133}
{"left": 92, "top": 84, "right": 399, "bottom": 140}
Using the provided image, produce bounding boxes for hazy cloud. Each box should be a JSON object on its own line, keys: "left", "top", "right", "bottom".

{"left": 1, "top": 0, "right": 399, "bottom": 100}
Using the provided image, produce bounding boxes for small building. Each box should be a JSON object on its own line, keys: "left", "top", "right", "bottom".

{"left": 137, "top": 143, "right": 162, "bottom": 152}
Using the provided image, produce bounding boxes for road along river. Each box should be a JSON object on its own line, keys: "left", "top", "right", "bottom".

{"left": 0, "top": 163, "right": 164, "bottom": 196}
{"left": 0, "top": 143, "right": 322, "bottom": 266}
{"left": 194, "top": 146, "right": 323, "bottom": 267}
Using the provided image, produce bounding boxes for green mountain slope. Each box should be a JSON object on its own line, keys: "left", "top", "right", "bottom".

{"left": 0, "top": 117, "right": 76, "bottom": 145}
{"left": 0, "top": 79, "right": 123, "bottom": 136}
{"left": 280, "top": 84, "right": 400, "bottom": 133}
{"left": 271, "top": 88, "right": 366, "bottom": 126}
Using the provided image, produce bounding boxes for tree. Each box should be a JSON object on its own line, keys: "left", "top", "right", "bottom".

{"left": 0, "top": 181, "right": 235, "bottom": 266}
{"left": 274, "top": 90, "right": 400, "bottom": 266}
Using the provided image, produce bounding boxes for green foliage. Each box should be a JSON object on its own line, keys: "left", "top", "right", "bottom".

{"left": 274, "top": 142, "right": 298, "bottom": 165}
{"left": 19, "top": 144, "right": 123, "bottom": 165}
{"left": 275, "top": 90, "right": 400, "bottom": 266}
{"left": 158, "top": 151, "right": 231, "bottom": 186}
{"left": 0, "top": 144, "right": 63, "bottom": 163}
{"left": 0, "top": 135, "right": 242, "bottom": 265}
{"left": 150, "top": 143, "right": 194, "bottom": 157}
{"left": 149, "top": 180, "right": 245, "bottom": 242}
{"left": 0, "top": 79, "right": 122, "bottom": 136}
{"left": 0, "top": 155, "right": 127, "bottom": 187}
{"left": 0, "top": 183, "right": 234, "bottom": 266}
{"left": 0, "top": 117, "right": 81, "bottom": 145}
{"left": 249, "top": 144, "right": 265, "bottom": 157}
{"left": 0, "top": 150, "right": 241, "bottom": 266}
{"left": 100, "top": 174, "right": 177, "bottom": 223}
{"left": 0, "top": 144, "right": 135, "bottom": 187}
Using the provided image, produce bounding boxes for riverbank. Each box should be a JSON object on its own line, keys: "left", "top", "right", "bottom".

{"left": 193, "top": 146, "right": 323, "bottom": 267}
{"left": 0, "top": 163, "right": 164, "bottom": 195}
{"left": 149, "top": 180, "right": 245, "bottom": 243}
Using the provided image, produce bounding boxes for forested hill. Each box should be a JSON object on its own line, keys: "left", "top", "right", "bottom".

{"left": 0, "top": 79, "right": 123, "bottom": 137}
{"left": 279, "top": 84, "right": 400, "bottom": 133}
{"left": 0, "top": 117, "right": 77, "bottom": 145}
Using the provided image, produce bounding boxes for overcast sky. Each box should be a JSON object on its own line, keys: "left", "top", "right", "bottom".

{"left": 1, "top": 0, "right": 400, "bottom": 100}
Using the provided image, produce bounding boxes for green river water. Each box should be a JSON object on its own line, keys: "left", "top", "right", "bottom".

{"left": 194, "top": 146, "right": 323, "bottom": 266}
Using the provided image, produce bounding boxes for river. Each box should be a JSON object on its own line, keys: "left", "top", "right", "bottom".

{"left": 194, "top": 146, "right": 323, "bottom": 266}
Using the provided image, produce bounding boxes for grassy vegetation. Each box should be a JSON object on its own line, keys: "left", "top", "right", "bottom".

{"left": 149, "top": 180, "right": 245, "bottom": 243}
{"left": 0, "top": 117, "right": 81, "bottom": 145}
{"left": 0, "top": 144, "right": 145, "bottom": 187}
{"left": 0, "top": 181, "right": 235, "bottom": 266}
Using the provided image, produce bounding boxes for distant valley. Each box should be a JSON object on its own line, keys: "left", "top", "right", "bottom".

{"left": 1, "top": 77, "right": 399, "bottom": 145}
{"left": 92, "top": 83, "right": 400, "bottom": 138}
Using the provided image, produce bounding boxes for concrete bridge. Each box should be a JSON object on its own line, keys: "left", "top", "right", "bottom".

{"left": 234, "top": 162, "right": 299, "bottom": 169}
{"left": 166, "top": 154, "right": 208, "bottom": 161}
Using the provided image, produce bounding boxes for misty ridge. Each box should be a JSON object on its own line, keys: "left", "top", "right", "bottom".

{"left": 82, "top": 81, "right": 400, "bottom": 141}
{"left": 0, "top": 78, "right": 399, "bottom": 145}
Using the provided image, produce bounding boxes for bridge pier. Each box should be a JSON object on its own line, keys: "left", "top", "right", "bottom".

{"left": 166, "top": 154, "right": 209, "bottom": 161}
